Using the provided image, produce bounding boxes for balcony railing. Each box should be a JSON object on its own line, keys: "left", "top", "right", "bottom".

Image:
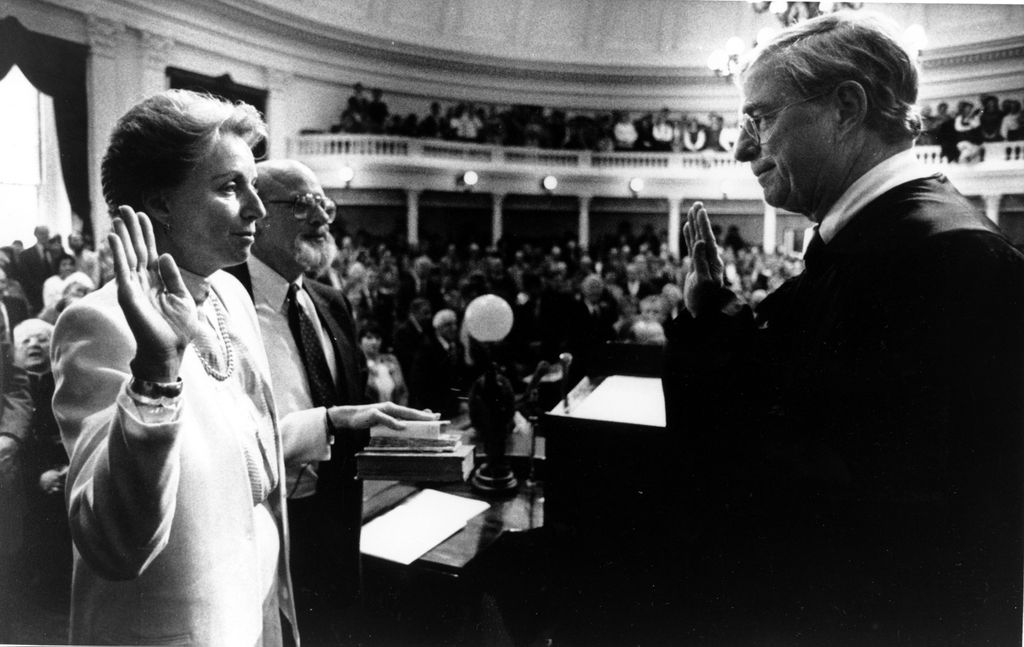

{"left": 290, "top": 133, "right": 1024, "bottom": 171}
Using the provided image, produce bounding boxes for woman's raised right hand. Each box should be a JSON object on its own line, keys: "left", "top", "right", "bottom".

{"left": 108, "top": 205, "right": 198, "bottom": 383}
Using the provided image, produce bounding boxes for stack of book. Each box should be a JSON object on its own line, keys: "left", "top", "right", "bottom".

{"left": 356, "top": 421, "right": 475, "bottom": 482}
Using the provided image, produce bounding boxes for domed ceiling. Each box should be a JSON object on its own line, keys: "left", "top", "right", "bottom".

{"left": 237, "top": 0, "right": 1023, "bottom": 71}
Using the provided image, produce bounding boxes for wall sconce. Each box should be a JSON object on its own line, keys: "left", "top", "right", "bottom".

{"left": 339, "top": 165, "right": 354, "bottom": 188}
{"left": 541, "top": 175, "right": 558, "bottom": 193}
{"left": 458, "top": 170, "right": 479, "bottom": 191}
{"left": 628, "top": 177, "right": 644, "bottom": 197}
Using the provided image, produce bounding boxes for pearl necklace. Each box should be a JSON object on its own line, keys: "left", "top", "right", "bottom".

{"left": 193, "top": 291, "right": 235, "bottom": 381}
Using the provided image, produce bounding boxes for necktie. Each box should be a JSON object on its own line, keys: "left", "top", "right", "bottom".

{"left": 802, "top": 228, "right": 827, "bottom": 273}
{"left": 287, "top": 283, "right": 338, "bottom": 408}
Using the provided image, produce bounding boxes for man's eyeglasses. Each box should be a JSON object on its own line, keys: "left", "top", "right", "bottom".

{"left": 739, "top": 90, "right": 832, "bottom": 146}
{"left": 263, "top": 193, "right": 337, "bottom": 224}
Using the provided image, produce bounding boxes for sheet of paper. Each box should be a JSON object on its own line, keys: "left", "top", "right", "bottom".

{"left": 566, "top": 375, "right": 665, "bottom": 427}
{"left": 360, "top": 488, "right": 490, "bottom": 565}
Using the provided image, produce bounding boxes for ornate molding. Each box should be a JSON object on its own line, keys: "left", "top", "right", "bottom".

{"left": 264, "top": 68, "right": 293, "bottom": 93}
{"left": 85, "top": 15, "right": 127, "bottom": 59}
{"left": 140, "top": 31, "right": 175, "bottom": 72}
{"left": 922, "top": 36, "right": 1024, "bottom": 70}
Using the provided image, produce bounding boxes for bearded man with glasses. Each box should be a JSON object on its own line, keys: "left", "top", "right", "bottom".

{"left": 661, "top": 10, "right": 1024, "bottom": 645}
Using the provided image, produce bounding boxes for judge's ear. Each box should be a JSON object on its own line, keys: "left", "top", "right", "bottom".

{"left": 834, "top": 80, "right": 868, "bottom": 136}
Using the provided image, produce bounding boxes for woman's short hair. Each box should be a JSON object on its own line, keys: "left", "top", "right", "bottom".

{"left": 101, "top": 89, "right": 268, "bottom": 215}
{"left": 742, "top": 10, "right": 921, "bottom": 143}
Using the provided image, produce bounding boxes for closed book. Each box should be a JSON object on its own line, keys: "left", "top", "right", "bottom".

{"left": 357, "top": 443, "right": 475, "bottom": 482}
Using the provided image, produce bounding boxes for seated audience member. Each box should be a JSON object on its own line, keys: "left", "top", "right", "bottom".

{"left": 40, "top": 253, "right": 75, "bottom": 312}
{"left": 651, "top": 109, "right": 676, "bottom": 152}
{"left": 564, "top": 274, "right": 617, "bottom": 383}
{"left": 11, "top": 319, "right": 69, "bottom": 609}
{"left": 393, "top": 297, "right": 433, "bottom": 379}
{"left": 360, "top": 324, "right": 408, "bottom": 406}
{"left": 612, "top": 112, "right": 638, "bottom": 150}
{"left": 978, "top": 94, "right": 1004, "bottom": 141}
{"left": 626, "top": 318, "right": 666, "bottom": 345}
{"left": 1001, "top": 98, "right": 1021, "bottom": 141}
{"left": 17, "top": 225, "right": 56, "bottom": 314}
{"left": 38, "top": 271, "right": 95, "bottom": 324}
{"left": 0, "top": 267, "right": 29, "bottom": 346}
{"left": 67, "top": 232, "right": 100, "bottom": 288}
{"left": 681, "top": 117, "right": 708, "bottom": 152}
{"left": 408, "top": 309, "right": 465, "bottom": 418}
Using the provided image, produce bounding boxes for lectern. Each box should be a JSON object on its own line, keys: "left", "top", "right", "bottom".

{"left": 541, "top": 343, "right": 673, "bottom": 536}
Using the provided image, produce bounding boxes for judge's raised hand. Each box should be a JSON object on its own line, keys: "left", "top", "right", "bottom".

{"left": 108, "top": 205, "right": 198, "bottom": 383}
{"left": 682, "top": 201, "right": 725, "bottom": 317}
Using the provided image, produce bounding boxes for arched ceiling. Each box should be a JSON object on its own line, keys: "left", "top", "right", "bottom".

{"left": 231, "top": 0, "right": 1024, "bottom": 70}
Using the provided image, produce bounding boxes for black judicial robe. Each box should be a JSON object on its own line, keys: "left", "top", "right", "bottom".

{"left": 663, "top": 175, "right": 1024, "bottom": 644}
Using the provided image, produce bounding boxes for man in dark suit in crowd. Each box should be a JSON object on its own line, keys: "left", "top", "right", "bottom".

{"left": 662, "top": 11, "right": 1024, "bottom": 645}
{"left": 392, "top": 296, "right": 433, "bottom": 380}
{"left": 0, "top": 268, "right": 29, "bottom": 348}
{"left": 16, "top": 226, "right": 56, "bottom": 314}
{"left": 562, "top": 273, "right": 616, "bottom": 384}
{"left": 247, "top": 159, "right": 434, "bottom": 644}
{"left": 407, "top": 308, "right": 465, "bottom": 418}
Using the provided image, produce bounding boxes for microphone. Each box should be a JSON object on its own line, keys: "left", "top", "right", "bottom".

{"left": 525, "top": 361, "right": 551, "bottom": 403}
{"left": 558, "top": 352, "right": 573, "bottom": 413}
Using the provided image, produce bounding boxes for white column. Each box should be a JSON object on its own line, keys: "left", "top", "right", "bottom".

{"left": 578, "top": 195, "right": 591, "bottom": 252}
{"left": 762, "top": 202, "right": 778, "bottom": 254}
{"left": 140, "top": 31, "right": 174, "bottom": 97}
{"left": 984, "top": 194, "right": 1002, "bottom": 226}
{"left": 491, "top": 193, "right": 504, "bottom": 246}
{"left": 667, "top": 195, "right": 682, "bottom": 258}
{"left": 406, "top": 189, "right": 420, "bottom": 248}
{"left": 264, "top": 69, "right": 293, "bottom": 161}
{"left": 85, "top": 17, "right": 129, "bottom": 241}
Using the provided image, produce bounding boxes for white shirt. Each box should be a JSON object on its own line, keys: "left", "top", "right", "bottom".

{"left": 249, "top": 257, "right": 333, "bottom": 499}
{"left": 818, "top": 149, "right": 937, "bottom": 243}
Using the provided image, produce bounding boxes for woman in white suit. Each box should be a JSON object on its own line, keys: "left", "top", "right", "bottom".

{"left": 51, "top": 90, "right": 389, "bottom": 645}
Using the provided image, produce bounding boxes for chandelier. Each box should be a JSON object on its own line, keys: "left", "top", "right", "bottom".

{"left": 750, "top": 1, "right": 864, "bottom": 28}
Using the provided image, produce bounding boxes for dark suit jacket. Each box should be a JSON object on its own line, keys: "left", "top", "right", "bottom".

{"left": 662, "top": 175, "right": 1024, "bottom": 644}
{"left": 234, "top": 262, "right": 368, "bottom": 605}
{"left": 1, "top": 296, "right": 28, "bottom": 345}
{"left": 16, "top": 246, "right": 54, "bottom": 314}
{"left": 408, "top": 335, "right": 465, "bottom": 418}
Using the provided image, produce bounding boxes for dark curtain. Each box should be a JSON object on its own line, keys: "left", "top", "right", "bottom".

{"left": 0, "top": 16, "right": 91, "bottom": 234}
{"left": 167, "top": 67, "right": 269, "bottom": 159}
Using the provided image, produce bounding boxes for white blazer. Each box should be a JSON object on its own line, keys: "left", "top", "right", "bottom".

{"left": 52, "top": 270, "right": 314, "bottom": 646}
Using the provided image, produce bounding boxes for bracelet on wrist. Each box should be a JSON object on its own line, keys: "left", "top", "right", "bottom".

{"left": 128, "top": 377, "right": 183, "bottom": 409}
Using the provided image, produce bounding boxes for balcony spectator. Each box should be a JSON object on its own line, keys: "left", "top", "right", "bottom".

{"left": 918, "top": 104, "right": 940, "bottom": 146}
{"left": 347, "top": 82, "right": 368, "bottom": 117}
{"left": 681, "top": 117, "right": 708, "bottom": 152}
{"left": 635, "top": 113, "right": 654, "bottom": 151}
{"left": 418, "top": 102, "right": 444, "bottom": 138}
{"left": 1002, "top": 99, "right": 1022, "bottom": 141}
{"left": 367, "top": 87, "right": 389, "bottom": 134}
{"left": 651, "top": 109, "right": 676, "bottom": 152}
{"left": 934, "top": 101, "right": 959, "bottom": 161}
{"left": 523, "top": 111, "right": 547, "bottom": 148}
{"left": 483, "top": 105, "right": 506, "bottom": 146}
{"left": 706, "top": 113, "right": 727, "bottom": 151}
{"left": 954, "top": 100, "right": 982, "bottom": 143}
{"left": 612, "top": 111, "right": 638, "bottom": 151}
{"left": 978, "top": 94, "right": 1004, "bottom": 142}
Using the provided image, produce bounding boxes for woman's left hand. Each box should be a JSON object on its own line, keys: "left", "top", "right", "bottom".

{"left": 327, "top": 402, "right": 439, "bottom": 431}
{"left": 108, "top": 206, "right": 200, "bottom": 383}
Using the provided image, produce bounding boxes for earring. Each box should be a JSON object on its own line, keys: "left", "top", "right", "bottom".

{"left": 161, "top": 220, "right": 171, "bottom": 234}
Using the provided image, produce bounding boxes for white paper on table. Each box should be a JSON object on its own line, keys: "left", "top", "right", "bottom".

{"left": 360, "top": 488, "right": 490, "bottom": 565}
{"left": 566, "top": 375, "right": 666, "bottom": 427}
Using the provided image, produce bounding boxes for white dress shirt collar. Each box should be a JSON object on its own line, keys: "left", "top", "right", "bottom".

{"left": 818, "top": 149, "right": 936, "bottom": 243}
{"left": 249, "top": 256, "right": 291, "bottom": 314}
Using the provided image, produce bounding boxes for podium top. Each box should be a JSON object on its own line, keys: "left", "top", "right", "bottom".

{"left": 548, "top": 374, "right": 665, "bottom": 428}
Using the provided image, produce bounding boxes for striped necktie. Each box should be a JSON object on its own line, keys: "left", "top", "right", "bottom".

{"left": 286, "top": 283, "right": 339, "bottom": 408}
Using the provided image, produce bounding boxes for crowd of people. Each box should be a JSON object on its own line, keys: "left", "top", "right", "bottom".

{"left": 1, "top": 9, "right": 1022, "bottom": 646}
{"left": 332, "top": 82, "right": 741, "bottom": 152}
{"left": 918, "top": 93, "right": 1023, "bottom": 162}
{"left": 332, "top": 83, "right": 1024, "bottom": 160}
